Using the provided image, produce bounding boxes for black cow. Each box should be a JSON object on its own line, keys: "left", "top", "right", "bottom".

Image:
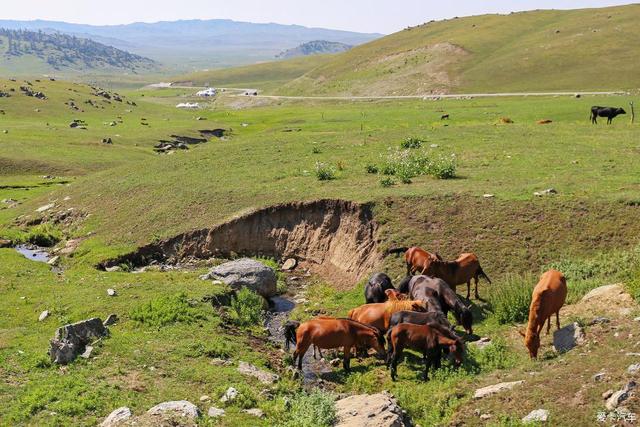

{"left": 591, "top": 106, "right": 626, "bottom": 124}
{"left": 364, "top": 272, "right": 395, "bottom": 303}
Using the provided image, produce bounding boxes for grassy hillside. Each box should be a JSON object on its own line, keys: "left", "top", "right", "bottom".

{"left": 2, "top": 78, "right": 640, "bottom": 426}
{"left": 222, "top": 4, "right": 640, "bottom": 95}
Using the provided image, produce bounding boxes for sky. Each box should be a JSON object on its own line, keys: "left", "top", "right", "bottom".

{"left": 1, "top": 0, "right": 635, "bottom": 33}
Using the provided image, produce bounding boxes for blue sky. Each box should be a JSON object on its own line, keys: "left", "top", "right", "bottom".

{"left": 2, "top": 0, "right": 635, "bottom": 33}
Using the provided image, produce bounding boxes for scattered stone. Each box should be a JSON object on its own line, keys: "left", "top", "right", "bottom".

{"left": 105, "top": 266, "right": 122, "bottom": 273}
{"left": 430, "top": 144, "right": 439, "bottom": 148}
{"left": 334, "top": 392, "right": 408, "bottom": 427}
{"left": 282, "top": 258, "right": 297, "bottom": 271}
{"left": 0, "top": 238, "right": 13, "bottom": 248}
{"left": 634, "top": 317, "right": 640, "bottom": 322}
{"left": 147, "top": 401, "right": 200, "bottom": 419}
{"left": 100, "top": 407, "right": 132, "bottom": 427}
{"left": 47, "top": 256, "right": 60, "bottom": 266}
{"left": 588, "top": 316, "right": 610, "bottom": 325}
{"left": 39, "top": 310, "right": 50, "bottom": 322}
{"left": 208, "top": 407, "right": 225, "bottom": 417}
{"left": 243, "top": 408, "right": 265, "bottom": 418}
{"left": 49, "top": 317, "right": 108, "bottom": 364}
{"left": 471, "top": 337, "right": 492, "bottom": 350}
{"left": 627, "top": 353, "right": 640, "bottom": 357}
{"left": 593, "top": 372, "right": 606, "bottom": 382}
{"left": 220, "top": 387, "right": 238, "bottom": 403}
{"left": 480, "top": 413, "right": 492, "bottom": 420}
{"left": 200, "top": 395, "right": 210, "bottom": 402}
{"left": 107, "top": 288, "right": 117, "bottom": 297}
{"left": 201, "top": 258, "right": 277, "bottom": 298}
{"left": 483, "top": 194, "right": 495, "bottom": 199}
{"left": 603, "top": 390, "right": 614, "bottom": 400}
{"left": 103, "top": 314, "right": 118, "bottom": 326}
{"left": 627, "top": 364, "right": 640, "bottom": 374}
{"left": 330, "top": 358, "right": 341, "bottom": 367}
{"left": 553, "top": 323, "right": 585, "bottom": 353}
{"left": 80, "top": 345, "right": 94, "bottom": 358}
{"left": 605, "top": 381, "right": 636, "bottom": 410}
{"left": 474, "top": 380, "right": 525, "bottom": 399}
{"left": 238, "top": 361, "right": 279, "bottom": 384}
{"left": 534, "top": 188, "right": 557, "bottom": 197}
{"left": 36, "top": 203, "right": 55, "bottom": 213}
{"left": 522, "top": 409, "right": 549, "bottom": 424}
{"left": 286, "top": 366, "right": 300, "bottom": 379}
{"left": 210, "top": 358, "right": 233, "bottom": 366}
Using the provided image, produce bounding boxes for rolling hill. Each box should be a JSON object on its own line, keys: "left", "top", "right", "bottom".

{"left": 276, "top": 40, "right": 352, "bottom": 59}
{"left": 185, "top": 4, "right": 640, "bottom": 95}
{"left": 0, "top": 19, "right": 381, "bottom": 71}
{"left": 0, "top": 29, "right": 158, "bottom": 76}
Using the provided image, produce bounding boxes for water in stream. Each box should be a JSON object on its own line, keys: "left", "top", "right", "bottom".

{"left": 15, "top": 245, "right": 51, "bottom": 263}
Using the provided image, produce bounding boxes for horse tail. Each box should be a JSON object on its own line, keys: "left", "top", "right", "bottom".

{"left": 283, "top": 321, "right": 299, "bottom": 351}
{"left": 478, "top": 267, "right": 491, "bottom": 284}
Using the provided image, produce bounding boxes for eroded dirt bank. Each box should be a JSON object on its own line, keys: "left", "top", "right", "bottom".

{"left": 102, "top": 199, "right": 382, "bottom": 285}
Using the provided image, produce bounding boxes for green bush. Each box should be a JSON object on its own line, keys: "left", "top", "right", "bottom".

{"left": 365, "top": 164, "right": 378, "bottom": 174}
{"left": 26, "top": 223, "right": 62, "bottom": 247}
{"left": 281, "top": 390, "right": 336, "bottom": 427}
{"left": 315, "top": 162, "right": 336, "bottom": 181}
{"left": 380, "top": 177, "right": 396, "bottom": 187}
{"left": 427, "top": 154, "right": 457, "bottom": 179}
{"left": 488, "top": 274, "right": 534, "bottom": 324}
{"left": 380, "top": 148, "right": 456, "bottom": 182}
{"left": 311, "top": 146, "right": 321, "bottom": 154}
{"left": 130, "top": 293, "right": 205, "bottom": 327}
{"left": 400, "top": 137, "right": 425, "bottom": 149}
{"left": 228, "top": 287, "right": 264, "bottom": 327}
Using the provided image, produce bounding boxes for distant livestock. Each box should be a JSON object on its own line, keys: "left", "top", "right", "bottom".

{"left": 591, "top": 106, "right": 626, "bottom": 124}
{"left": 537, "top": 119, "right": 553, "bottom": 125}
{"left": 441, "top": 114, "right": 450, "bottom": 120}
{"left": 519, "top": 269, "right": 567, "bottom": 359}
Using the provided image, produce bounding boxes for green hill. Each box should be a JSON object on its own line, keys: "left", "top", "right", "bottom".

{"left": 276, "top": 40, "right": 353, "bottom": 59}
{"left": 0, "top": 29, "right": 158, "bottom": 76}
{"left": 187, "top": 4, "right": 640, "bottom": 95}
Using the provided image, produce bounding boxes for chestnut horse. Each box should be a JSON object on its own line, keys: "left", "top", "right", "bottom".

{"left": 424, "top": 252, "right": 491, "bottom": 300}
{"left": 404, "top": 247, "right": 442, "bottom": 276}
{"left": 348, "top": 297, "right": 427, "bottom": 332}
{"left": 292, "top": 317, "right": 385, "bottom": 372}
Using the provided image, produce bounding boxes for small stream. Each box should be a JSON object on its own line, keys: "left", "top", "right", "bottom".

{"left": 15, "top": 245, "right": 51, "bottom": 263}
{"left": 266, "top": 293, "right": 333, "bottom": 384}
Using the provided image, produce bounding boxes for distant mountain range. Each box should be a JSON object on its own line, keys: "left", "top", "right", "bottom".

{"left": 0, "top": 19, "right": 382, "bottom": 71}
{"left": 276, "top": 40, "right": 352, "bottom": 59}
{"left": 0, "top": 28, "right": 157, "bottom": 75}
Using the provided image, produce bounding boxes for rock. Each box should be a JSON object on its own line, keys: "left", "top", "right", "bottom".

{"left": 199, "top": 395, "right": 210, "bottom": 402}
{"left": 628, "top": 364, "right": 640, "bottom": 374}
{"left": 286, "top": 366, "right": 300, "bottom": 379}
{"left": 36, "top": 203, "right": 55, "bottom": 213}
{"left": 220, "top": 387, "right": 238, "bottom": 403}
{"left": 59, "top": 238, "right": 82, "bottom": 255}
{"left": 606, "top": 381, "right": 636, "bottom": 410}
{"left": 49, "top": 317, "right": 108, "bottom": 364}
{"left": 534, "top": 188, "right": 557, "bottom": 197}
{"left": 202, "top": 258, "right": 277, "bottom": 298}
{"left": 471, "top": 337, "right": 492, "bottom": 350}
{"left": 634, "top": 317, "right": 640, "bottom": 322}
{"left": 593, "top": 372, "right": 606, "bottom": 382}
{"left": 588, "top": 316, "right": 610, "bottom": 325}
{"left": 47, "top": 256, "right": 60, "bottom": 266}
{"left": 237, "top": 361, "right": 279, "bottom": 385}
{"left": 147, "top": 400, "right": 200, "bottom": 419}
{"left": 602, "top": 390, "right": 614, "bottom": 399}
{"left": 100, "top": 407, "right": 132, "bottom": 427}
{"left": 208, "top": 407, "right": 225, "bottom": 417}
{"left": 581, "top": 284, "right": 635, "bottom": 311}
{"left": 0, "top": 238, "right": 13, "bottom": 248}
{"left": 474, "top": 381, "right": 525, "bottom": 399}
{"left": 107, "top": 288, "right": 117, "bottom": 297}
{"left": 480, "top": 413, "right": 492, "bottom": 420}
{"left": 39, "top": 310, "right": 50, "bottom": 322}
{"left": 243, "top": 408, "right": 265, "bottom": 418}
{"left": 210, "top": 358, "right": 233, "bottom": 366}
{"left": 483, "top": 194, "right": 495, "bottom": 199}
{"left": 330, "top": 358, "right": 341, "bottom": 367}
{"left": 522, "top": 409, "right": 549, "bottom": 423}
{"left": 282, "top": 258, "right": 297, "bottom": 271}
{"left": 335, "top": 392, "right": 407, "bottom": 427}
{"left": 103, "top": 314, "right": 118, "bottom": 326}
{"left": 553, "top": 323, "right": 585, "bottom": 353}
{"left": 105, "top": 266, "right": 121, "bottom": 273}
{"left": 80, "top": 345, "right": 94, "bottom": 358}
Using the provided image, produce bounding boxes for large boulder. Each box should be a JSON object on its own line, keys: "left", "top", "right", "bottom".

{"left": 100, "top": 407, "right": 132, "bottom": 427}
{"left": 49, "top": 317, "right": 108, "bottom": 364}
{"left": 335, "top": 392, "right": 408, "bottom": 427}
{"left": 237, "top": 361, "right": 279, "bottom": 385}
{"left": 553, "top": 323, "right": 585, "bottom": 353}
{"left": 201, "top": 258, "right": 277, "bottom": 298}
{"left": 147, "top": 400, "right": 200, "bottom": 419}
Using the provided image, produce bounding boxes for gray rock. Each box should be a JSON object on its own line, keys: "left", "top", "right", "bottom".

{"left": 534, "top": 188, "right": 557, "bottom": 197}
{"left": 243, "top": 408, "right": 265, "bottom": 418}
{"left": 49, "top": 317, "right": 108, "bottom": 364}
{"left": 147, "top": 400, "right": 200, "bottom": 419}
{"left": 105, "top": 266, "right": 121, "bottom": 273}
{"left": 282, "top": 258, "right": 297, "bottom": 271}
{"left": 39, "top": 310, "right": 50, "bottom": 322}
{"left": 199, "top": 395, "right": 210, "bottom": 402}
{"left": 553, "top": 323, "right": 585, "bottom": 353}
{"left": 238, "top": 361, "right": 279, "bottom": 385}
{"left": 220, "top": 387, "right": 238, "bottom": 403}
{"left": 471, "top": 337, "right": 492, "bottom": 350}
{"left": 522, "top": 409, "right": 549, "bottom": 423}
{"left": 474, "top": 381, "right": 525, "bottom": 399}
{"left": 80, "top": 345, "right": 94, "bottom": 359}
{"left": 588, "top": 317, "right": 610, "bottom": 325}
{"left": 208, "top": 407, "right": 225, "bottom": 417}
{"left": 335, "top": 392, "right": 407, "bottom": 427}
{"left": 627, "top": 364, "right": 640, "bottom": 374}
{"left": 602, "top": 390, "right": 614, "bottom": 400}
{"left": 593, "top": 372, "right": 606, "bottom": 382}
{"left": 605, "top": 381, "right": 635, "bottom": 410}
{"left": 47, "top": 256, "right": 60, "bottom": 266}
{"left": 100, "top": 407, "right": 132, "bottom": 427}
{"left": 202, "top": 258, "right": 277, "bottom": 297}
{"left": 36, "top": 203, "right": 55, "bottom": 213}
{"left": 103, "top": 314, "right": 118, "bottom": 326}
{"left": 480, "top": 413, "right": 491, "bottom": 420}
{"left": 107, "top": 288, "right": 117, "bottom": 297}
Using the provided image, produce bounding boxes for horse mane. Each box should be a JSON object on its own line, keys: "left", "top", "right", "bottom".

{"left": 384, "top": 299, "right": 425, "bottom": 315}
{"left": 336, "top": 317, "right": 384, "bottom": 337}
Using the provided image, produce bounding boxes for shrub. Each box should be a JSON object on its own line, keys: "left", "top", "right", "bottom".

{"left": 227, "top": 287, "right": 264, "bottom": 327}
{"left": 400, "top": 137, "right": 425, "bottom": 149}
{"left": 427, "top": 154, "right": 457, "bottom": 179}
{"left": 281, "top": 390, "right": 336, "bottom": 427}
{"left": 26, "top": 223, "right": 62, "bottom": 247}
{"left": 311, "top": 146, "right": 321, "bottom": 154}
{"left": 365, "top": 164, "right": 378, "bottom": 174}
{"left": 315, "top": 162, "right": 336, "bottom": 181}
{"left": 130, "top": 293, "right": 205, "bottom": 327}
{"left": 380, "top": 177, "right": 396, "bottom": 187}
{"left": 488, "top": 274, "right": 534, "bottom": 324}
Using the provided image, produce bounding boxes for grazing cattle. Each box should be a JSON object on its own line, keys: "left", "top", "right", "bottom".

{"left": 292, "top": 317, "right": 385, "bottom": 372}
{"left": 591, "top": 106, "right": 626, "bottom": 124}
{"left": 409, "top": 276, "right": 474, "bottom": 335}
{"left": 537, "top": 119, "right": 553, "bottom": 125}
{"left": 441, "top": 114, "right": 450, "bottom": 120}
{"left": 404, "top": 247, "right": 442, "bottom": 276}
{"left": 425, "top": 253, "right": 491, "bottom": 300}
{"left": 365, "top": 273, "right": 395, "bottom": 303}
{"left": 387, "top": 322, "right": 464, "bottom": 381}
{"left": 348, "top": 298, "right": 427, "bottom": 332}
{"left": 519, "top": 269, "right": 567, "bottom": 359}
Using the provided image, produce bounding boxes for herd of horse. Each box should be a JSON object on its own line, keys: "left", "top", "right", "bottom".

{"left": 283, "top": 246, "right": 569, "bottom": 381}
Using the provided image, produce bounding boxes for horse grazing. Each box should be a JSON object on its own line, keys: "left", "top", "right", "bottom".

{"left": 292, "top": 317, "right": 386, "bottom": 372}
{"left": 519, "top": 269, "right": 567, "bottom": 359}
{"left": 424, "top": 253, "right": 491, "bottom": 300}
{"left": 365, "top": 273, "right": 395, "bottom": 303}
{"left": 387, "top": 321, "right": 464, "bottom": 381}
{"left": 348, "top": 297, "right": 427, "bottom": 332}
{"left": 409, "top": 275, "right": 474, "bottom": 335}
{"left": 388, "top": 310, "right": 452, "bottom": 331}
{"left": 284, "top": 320, "right": 325, "bottom": 359}
{"left": 397, "top": 276, "right": 413, "bottom": 294}
{"left": 404, "top": 247, "right": 442, "bottom": 276}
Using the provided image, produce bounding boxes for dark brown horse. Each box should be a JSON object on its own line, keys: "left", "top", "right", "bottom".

{"left": 404, "top": 247, "right": 442, "bottom": 276}
{"left": 292, "top": 317, "right": 385, "bottom": 372}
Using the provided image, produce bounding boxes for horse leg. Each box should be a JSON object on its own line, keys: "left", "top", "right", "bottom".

{"left": 390, "top": 348, "right": 402, "bottom": 381}
{"left": 343, "top": 345, "right": 351, "bottom": 373}
{"left": 422, "top": 351, "right": 429, "bottom": 381}
{"left": 474, "top": 275, "right": 480, "bottom": 300}
{"left": 295, "top": 339, "right": 311, "bottom": 371}
{"left": 546, "top": 317, "right": 551, "bottom": 335}
{"left": 466, "top": 281, "right": 471, "bottom": 300}
{"left": 556, "top": 311, "right": 561, "bottom": 330}
{"left": 434, "top": 345, "right": 442, "bottom": 369}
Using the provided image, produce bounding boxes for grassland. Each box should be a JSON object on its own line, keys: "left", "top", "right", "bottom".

{"left": 1, "top": 77, "right": 640, "bottom": 426}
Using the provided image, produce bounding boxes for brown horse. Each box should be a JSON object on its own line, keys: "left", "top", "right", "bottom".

{"left": 405, "top": 247, "right": 442, "bottom": 276}
{"left": 292, "top": 317, "right": 386, "bottom": 372}
{"left": 425, "top": 253, "right": 491, "bottom": 300}
{"left": 348, "top": 298, "right": 427, "bottom": 332}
